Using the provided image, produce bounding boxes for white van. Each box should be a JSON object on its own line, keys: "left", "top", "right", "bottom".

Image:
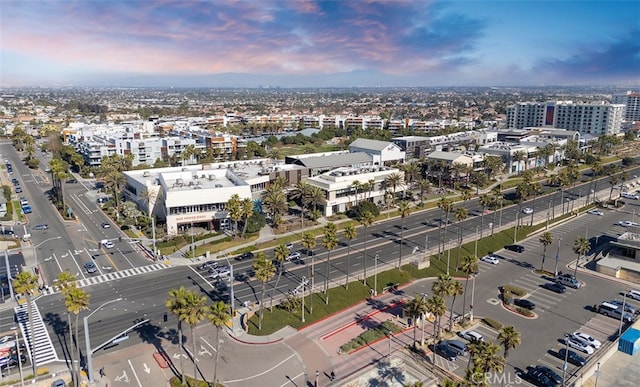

{"left": 621, "top": 192, "right": 640, "bottom": 200}
{"left": 627, "top": 289, "right": 640, "bottom": 301}
{"left": 101, "top": 239, "right": 114, "bottom": 249}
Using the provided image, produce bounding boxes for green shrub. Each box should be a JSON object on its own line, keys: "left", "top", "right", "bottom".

{"left": 516, "top": 307, "right": 534, "bottom": 317}
{"left": 483, "top": 317, "right": 503, "bottom": 330}
{"left": 501, "top": 285, "right": 527, "bottom": 297}
{"left": 348, "top": 201, "right": 380, "bottom": 220}
{"left": 339, "top": 319, "right": 403, "bottom": 353}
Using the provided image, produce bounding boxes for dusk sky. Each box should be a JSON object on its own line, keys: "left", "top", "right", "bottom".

{"left": 1, "top": 0, "right": 639, "bottom": 88}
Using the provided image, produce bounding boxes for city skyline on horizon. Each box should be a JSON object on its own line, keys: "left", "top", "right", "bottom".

{"left": 1, "top": 0, "right": 639, "bottom": 88}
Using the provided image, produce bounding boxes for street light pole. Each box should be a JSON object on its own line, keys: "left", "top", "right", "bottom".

{"left": 514, "top": 212, "right": 518, "bottom": 244}
{"left": 388, "top": 330, "right": 392, "bottom": 358}
{"left": 447, "top": 241, "right": 451, "bottom": 275}
{"left": 301, "top": 276, "right": 306, "bottom": 323}
{"left": 619, "top": 291, "right": 627, "bottom": 337}
{"left": 554, "top": 238, "right": 562, "bottom": 277}
{"left": 474, "top": 226, "right": 479, "bottom": 258}
{"left": 374, "top": 254, "right": 379, "bottom": 296}
{"left": 84, "top": 297, "right": 123, "bottom": 383}
{"left": 470, "top": 274, "right": 476, "bottom": 322}
{"left": 595, "top": 362, "right": 601, "bottom": 387}
{"left": 12, "top": 327, "right": 23, "bottom": 386}
{"left": 151, "top": 216, "right": 157, "bottom": 259}
{"left": 561, "top": 338, "right": 570, "bottom": 385}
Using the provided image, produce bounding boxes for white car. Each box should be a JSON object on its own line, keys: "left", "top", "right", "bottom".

{"left": 587, "top": 210, "right": 604, "bottom": 216}
{"left": 522, "top": 207, "right": 534, "bottom": 214}
{"left": 481, "top": 255, "right": 500, "bottom": 265}
{"left": 101, "top": 240, "right": 114, "bottom": 249}
{"left": 627, "top": 289, "right": 640, "bottom": 301}
{"left": 618, "top": 220, "right": 640, "bottom": 227}
{"left": 286, "top": 251, "right": 301, "bottom": 261}
{"left": 459, "top": 330, "right": 484, "bottom": 342}
{"left": 565, "top": 335, "right": 594, "bottom": 355}
{"left": 572, "top": 331, "right": 601, "bottom": 349}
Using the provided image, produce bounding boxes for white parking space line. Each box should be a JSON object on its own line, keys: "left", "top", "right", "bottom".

{"left": 128, "top": 359, "right": 143, "bottom": 387}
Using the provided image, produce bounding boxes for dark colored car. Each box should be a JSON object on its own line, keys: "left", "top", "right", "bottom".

{"left": 11, "top": 178, "right": 19, "bottom": 186}
{"left": 84, "top": 261, "right": 97, "bottom": 273}
{"left": 505, "top": 244, "right": 525, "bottom": 253}
{"left": 542, "top": 282, "right": 566, "bottom": 293}
{"left": 434, "top": 343, "right": 458, "bottom": 361}
{"left": 235, "top": 252, "right": 254, "bottom": 261}
{"left": 32, "top": 224, "right": 49, "bottom": 230}
{"left": 514, "top": 298, "right": 536, "bottom": 310}
{"left": 535, "top": 365, "right": 562, "bottom": 385}
{"left": 557, "top": 348, "right": 586, "bottom": 366}
{"left": 1, "top": 229, "right": 15, "bottom": 235}
{"left": 524, "top": 368, "right": 557, "bottom": 387}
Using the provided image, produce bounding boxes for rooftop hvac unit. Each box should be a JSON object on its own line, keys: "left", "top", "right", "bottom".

{"left": 215, "top": 184, "right": 223, "bottom": 188}
{"left": 176, "top": 178, "right": 184, "bottom": 186}
{"left": 208, "top": 174, "right": 216, "bottom": 180}
{"left": 143, "top": 171, "right": 150, "bottom": 177}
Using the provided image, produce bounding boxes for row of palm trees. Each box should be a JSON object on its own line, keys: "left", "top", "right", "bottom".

{"left": 165, "top": 287, "right": 231, "bottom": 386}
{"left": 538, "top": 231, "right": 591, "bottom": 277}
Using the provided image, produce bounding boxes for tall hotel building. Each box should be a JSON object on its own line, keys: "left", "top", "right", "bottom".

{"left": 506, "top": 101, "right": 624, "bottom": 136}
{"left": 613, "top": 91, "right": 640, "bottom": 122}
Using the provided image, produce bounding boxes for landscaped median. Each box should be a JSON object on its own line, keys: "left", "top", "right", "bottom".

{"left": 499, "top": 285, "right": 537, "bottom": 318}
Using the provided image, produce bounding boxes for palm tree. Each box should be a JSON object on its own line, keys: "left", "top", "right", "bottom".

{"left": 405, "top": 295, "right": 428, "bottom": 349}
{"left": 181, "top": 289, "right": 209, "bottom": 387}
{"left": 528, "top": 181, "right": 542, "bottom": 225}
{"left": 226, "top": 194, "right": 243, "bottom": 238}
{"left": 270, "top": 244, "right": 290, "bottom": 310}
{"left": 343, "top": 224, "right": 357, "bottom": 288}
{"left": 432, "top": 274, "right": 453, "bottom": 334}
{"left": 384, "top": 191, "right": 394, "bottom": 219}
{"left": 65, "top": 287, "right": 90, "bottom": 387}
{"left": 301, "top": 231, "right": 316, "bottom": 259}
{"left": 572, "top": 236, "right": 591, "bottom": 278}
{"left": 360, "top": 211, "right": 375, "bottom": 285}
{"left": 460, "top": 255, "right": 479, "bottom": 322}
{"left": 253, "top": 253, "right": 276, "bottom": 330}
{"left": 454, "top": 207, "right": 468, "bottom": 267}
{"left": 426, "top": 295, "right": 446, "bottom": 340}
{"left": 351, "top": 180, "right": 362, "bottom": 205}
{"left": 609, "top": 174, "right": 620, "bottom": 202}
{"left": 166, "top": 287, "right": 189, "bottom": 386}
{"left": 512, "top": 150, "right": 526, "bottom": 173}
{"left": 397, "top": 201, "right": 411, "bottom": 267}
{"left": 322, "top": 223, "right": 339, "bottom": 304}
{"left": 447, "top": 280, "right": 464, "bottom": 332}
{"left": 262, "top": 186, "right": 287, "bottom": 229}
{"left": 240, "top": 197, "right": 254, "bottom": 238}
{"left": 479, "top": 341, "right": 505, "bottom": 377}
{"left": 437, "top": 197, "right": 454, "bottom": 255}
{"left": 417, "top": 178, "right": 432, "bottom": 205}
{"left": 54, "top": 272, "right": 78, "bottom": 383}
{"left": 385, "top": 172, "right": 403, "bottom": 199}
{"left": 497, "top": 325, "right": 521, "bottom": 362}
{"left": 291, "top": 181, "right": 312, "bottom": 231}
{"left": 539, "top": 232, "right": 553, "bottom": 272}
{"left": 13, "top": 271, "right": 39, "bottom": 376}
{"left": 306, "top": 186, "right": 325, "bottom": 220}
{"left": 208, "top": 301, "right": 231, "bottom": 386}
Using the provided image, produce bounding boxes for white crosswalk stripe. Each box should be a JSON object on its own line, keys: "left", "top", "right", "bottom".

{"left": 14, "top": 301, "right": 58, "bottom": 365}
{"left": 40, "top": 263, "right": 171, "bottom": 295}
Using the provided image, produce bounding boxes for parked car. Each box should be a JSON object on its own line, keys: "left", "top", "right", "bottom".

{"left": 621, "top": 192, "right": 640, "bottom": 200}
{"left": 514, "top": 298, "right": 536, "bottom": 310}
{"left": 235, "top": 252, "right": 254, "bottom": 261}
{"left": 481, "top": 255, "right": 500, "bottom": 264}
{"left": 587, "top": 209, "right": 604, "bottom": 216}
{"left": 19, "top": 197, "right": 29, "bottom": 206}
{"left": 609, "top": 299, "right": 638, "bottom": 315}
{"left": 505, "top": 244, "right": 525, "bottom": 253}
{"left": 434, "top": 343, "right": 457, "bottom": 361}
{"left": 565, "top": 335, "right": 595, "bottom": 355}
{"left": 618, "top": 220, "right": 640, "bottom": 227}
{"left": 285, "top": 242, "right": 294, "bottom": 250}
{"left": 51, "top": 379, "right": 67, "bottom": 387}
{"left": 1, "top": 229, "right": 15, "bottom": 236}
{"left": 627, "top": 289, "right": 640, "bottom": 301}
{"left": 84, "top": 261, "right": 97, "bottom": 274}
{"left": 598, "top": 302, "right": 634, "bottom": 322}
{"left": 535, "top": 365, "right": 562, "bottom": 385}
{"left": 555, "top": 274, "right": 581, "bottom": 289}
{"left": 459, "top": 330, "right": 484, "bottom": 342}
{"left": 542, "top": 282, "right": 566, "bottom": 293}
{"left": 572, "top": 331, "right": 601, "bottom": 349}
{"left": 101, "top": 222, "right": 110, "bottom": 229}
{"left": 32, "top": 224, "right": 49, "bottom": 230}
{"left": 15, "top": 186, "right": 22, "bottom": 193}
{"left": 443, "top": 340, "right": 467, "bottom": 356}
{"left": 102, "top": 240, "right": 114, "bottom": 249}
{"left": 522, "top": 207, "right": 534, "bottom": 214}
{"left": 522, "top": 368, "right": 556, "bottom": 387}
{"left": 557, "top": 348, "right": 586, "bottom": 366}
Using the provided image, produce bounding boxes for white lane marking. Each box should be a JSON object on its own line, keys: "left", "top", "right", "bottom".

{"left": 128, "top": 359, "right": 143, "bottom": 387}
{"left": 224, "top": 353, "right": 297, "bottom": 384}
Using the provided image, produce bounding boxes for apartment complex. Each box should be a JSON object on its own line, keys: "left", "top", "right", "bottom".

{"left": 506, "top": 101, "right": 624, "bottom": 135}
{"left": 613, "top": 91, "right": 640, "bottom": 122}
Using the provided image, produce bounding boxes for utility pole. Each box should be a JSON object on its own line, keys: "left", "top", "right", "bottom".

{"left": 554, "top": 238, "right": 562, "bottom": 277}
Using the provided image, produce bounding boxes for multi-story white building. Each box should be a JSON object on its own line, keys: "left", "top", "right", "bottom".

{"left": 506, "top": 101, "right": 624, "bottom": 135}
{"left": 123, "top": 159, "right": 271, "bottom": 236}
{"left": 613, "top": 91, "right": 640, "bottom": 122}
{"left": 303, "top": 165, "right": 404, "bottom": 217}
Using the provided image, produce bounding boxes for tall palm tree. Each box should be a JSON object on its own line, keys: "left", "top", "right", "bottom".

{"left": 478, "top": 341, "right": 505, "bottom": 378}
{"left": 539, "top": 232, "right": 554, "bottom": 272}
{"left": 351, "top": 180, "right": 362, "bottom": 205}
{"left": 359, "top": 211, "right": 375, "bottom": 285}
{"left": 405, "top": 295, "right": 428, "bottom": 349}
{"left": 447, "top": 280, "right": 464, "bottom": 332}
{"left": 426, "top": 295, "right": 446, "bottom": 341}
{"left": 343, "top": 224, "right": 357, "bottom": 288}
{"left": 478, "top": 194, "right": 492, "bottom": 239}
{"left": 454, "top": 207, "right": 468, "bottom": 267}
{"left": 417, "top": 178, "right": 432, "bottom": 206}
{"left": 208, "top": 301, "right": 231, "bottom": 386}
{"left": 262, "top": 186, "right": 287, "bottom": 229}
{"left": 306, "top": 186, "right": 325, "bottom": 220}
{"left": 460, "top": 255, "right": 479, "bottom": 322}
{"left": 270, "top": 244, "right": 290, "bottom": 310}
{"left": 432, "top": 274, "right": 453, "bottom": 334}
{"left": 240, "top": 197, "right": 254, "bottom": 238}
{"left": 54, "top": 272, "right": 78, "bottom": 381}
{"left": 226, "top": 194, "right": 243, "bottom": 238}
{"left": 181, "top": 289, "right": 209, "bottom": 387}
{"left": 65, "top": 287, "right": 90, "bottom": 387}
{"left": 512, "top": 150, "right": 526, "bottom": 173}
{"left": 528, "top": 181, "right": 542, "bottom": 225}
{"left": 322, "top": 223, "right": 339, "bottom": 304}
{"left": 437, "top": 197, "right": 454, "bottom": 255}
{"left": 397, "top": 201, "right": 411, "bottom": 267}
{"left": 385, "top": 172, "right": 403, "bottom": 199}
{"left": 572, "top": 236, "right": 591, "bottom": 278}
{"left": 13, "top": 271, "right": 39, "bottom": 376}
{"left": 290, "top": 181, "right": 312, "bottom": 231}
{"left": 497, "top": 325, "right": 521, "bottom": 362}
{"left": 166, "top": 287, "right": 189, "bottom": 386}
{"left": 609, "top": 174, "right": 620, "bottom": 202}
{"left": 253, "top": 253, "right": 276, "bottom": 330}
